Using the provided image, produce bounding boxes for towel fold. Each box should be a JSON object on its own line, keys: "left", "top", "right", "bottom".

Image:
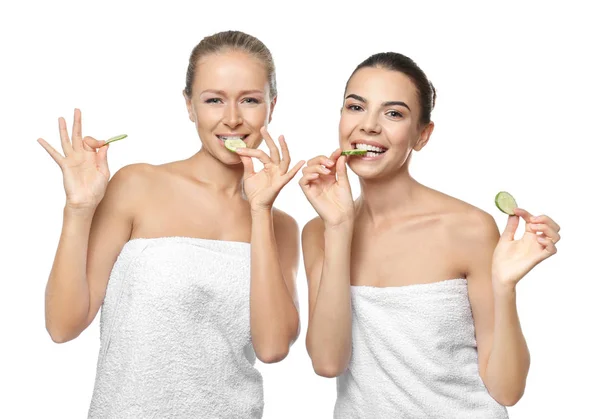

{"left": 334, "top": 278, "right": 509, "bottom": 419}
{"left": 88, "top": 237, "right": 263, "bottom": 418}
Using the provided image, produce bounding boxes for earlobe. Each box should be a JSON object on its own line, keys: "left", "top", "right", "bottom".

{"left": 183, "top": 90, "right": 195, "bottom": 123}
{"left": 414, "top": 122, "right": 435, "bottom": 152}
{"left": 268, "top": 96, "right": 277, "bottom": 124}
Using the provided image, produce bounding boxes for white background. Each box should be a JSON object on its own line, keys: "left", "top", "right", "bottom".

{"left": 1, "top": 1, "right": 598, "bottom": 418}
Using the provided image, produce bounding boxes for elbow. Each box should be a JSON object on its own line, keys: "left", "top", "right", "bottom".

{"left": 45, "top": 319, "right": 82, "bottom": 344}
{"left": 46, "top": 327, "right": 77, "bottom": 344}
{"left": 496, "top": 390, "right": 525, "bottom": 407}
{"left": 311, "top": 359, "right": 346, "bottom": 378}
{"left": 255, "top": 345, "right": 290, "bottom": 364}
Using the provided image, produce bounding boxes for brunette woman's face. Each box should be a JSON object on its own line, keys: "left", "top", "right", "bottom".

{"left": 339, "top": 66, "right": 433, "bottom": 178}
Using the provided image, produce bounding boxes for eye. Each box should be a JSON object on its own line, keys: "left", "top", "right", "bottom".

{"left": 346, "top": 104, "right": 363, "bottom": 112}
{"left": 386, "top": 110, "right": 403, "bottom": 118}
{"left": 204, "top": 98, "right": 223, "bottom": 104}
{"left": 242, "top": 97, "right": 260, "bottom": 104}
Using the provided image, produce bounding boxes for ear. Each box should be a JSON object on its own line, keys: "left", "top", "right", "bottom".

{"left": 183, "top": 90, "right": 195, "bottom": 123}
{"left": 413, "top": 121, "right": 434, "bottom": 151}
{"left": 268, "top": 95, "right": 278, "bottom": 124}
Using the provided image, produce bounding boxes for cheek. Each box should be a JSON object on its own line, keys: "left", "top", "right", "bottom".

{"left": 338, "top": 113, "right": 355, "bottom": 138}
{"left": 195, "top": 107, "right": 222, "bottom": 130}
{"left": 242, "top": 106, "right": 269, "bottom": 128}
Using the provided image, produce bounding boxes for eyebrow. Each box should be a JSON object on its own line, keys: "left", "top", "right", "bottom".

{"left": 345, "top": 93, "right": 411, "bottom": 111}
{"left": 200, "top": 89, "right": 265, "bottom": 96}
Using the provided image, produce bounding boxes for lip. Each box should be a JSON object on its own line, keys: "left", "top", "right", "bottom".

{"left": 350, "top": 139, "right": 388, "bottom": 150}
{"left": 217, "top": 134, "right": 249, "bottom": 140}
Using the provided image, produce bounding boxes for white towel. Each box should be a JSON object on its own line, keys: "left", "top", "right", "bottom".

{"left": 88, "top": 237, "right": 263, "bottom": 418}
{"left": 334, "top": 278, "right": 509, "bottom": 419}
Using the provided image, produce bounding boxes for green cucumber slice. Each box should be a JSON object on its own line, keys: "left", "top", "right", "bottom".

{"left": 495, "top": 191, "right": 518, "bottom": 215}
{"left": 341, "top": 149, "right": 367, "bottom": 156}
{"left": 224, "top": 138, "right": 247, "bottom": 152}
{"left": 101, "top": 134, "right": 127, "bottom": 147}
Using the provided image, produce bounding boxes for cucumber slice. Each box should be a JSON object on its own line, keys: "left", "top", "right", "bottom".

{"left": 224, "top": 138, "right": 247, "bottom": 152}
{"left": 341, "top": 149, "right": 367, "bottom": 156}
{"left": 101, "top": 134, "right": 127, "bottom": 147}
{"left": 495, "top": 191, "right": 518, "bottom": 215}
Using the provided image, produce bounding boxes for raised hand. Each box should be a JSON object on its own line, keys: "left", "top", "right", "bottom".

{"left": 37, "top": 109, "right": 110, "bottom": 211}
{"left": 492, "top": 208, "right": 561, "bottom": 289}
{"left": 298, "top": 148, "right": 355, "bottom": 228}
{"left": 235, "top": 126, "right": 305, "bottom": 212}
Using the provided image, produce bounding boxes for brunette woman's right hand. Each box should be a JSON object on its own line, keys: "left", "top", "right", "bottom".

{"left": 299, "top": 148, "right": 355, "bottom": 228}
{"left": 37, "top": 109, "right": 110, "bottom": 212}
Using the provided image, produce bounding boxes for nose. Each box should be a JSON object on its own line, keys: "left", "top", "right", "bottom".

{"left": 360, "top": 110, "right": 381, "bottom": 135}
{"left": 224, "top": 102, "right": 243, "bottom": 129}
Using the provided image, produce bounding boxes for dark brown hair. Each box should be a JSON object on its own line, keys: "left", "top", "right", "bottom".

{"left": 184, "top": 30, "right": 277, "bottom": 99}
{"left": 346, "top": 52, "right": 436, "bottom": 125}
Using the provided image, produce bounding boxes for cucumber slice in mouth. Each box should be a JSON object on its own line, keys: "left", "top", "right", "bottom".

{"left": 341, "top": 149, "right": 367, "bottom": 156}
{"left": 495, "top": 191, "right": 518, "bottom": 215}
{"left": 224, "top": 138, "right": 247, "bottom": 152}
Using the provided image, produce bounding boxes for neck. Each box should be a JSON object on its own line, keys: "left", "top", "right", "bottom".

{"left": 356, "top": 161, "right": 422, "bottom": 225}
{"left": 185, "top": 148, "right": 245, "bottom": 197}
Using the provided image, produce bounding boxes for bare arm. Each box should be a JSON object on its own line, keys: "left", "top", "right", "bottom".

{"left": 303, "top": 218, "right": 354, "bottom": 377}
{"left": 45, "top": 164, "right": 141, "bottom": 343}
{"left": 466, "top": 212, "right": 530, "bottom": 406}
{"left": 249, "top": 208, "right": 301, "bottom": 363}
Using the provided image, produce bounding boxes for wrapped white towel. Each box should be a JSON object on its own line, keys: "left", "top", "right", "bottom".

{"left": 334, "top": 278, "right": 509, "bottom": 419}
{"left": 88, "top": 237, "right": 263, "bottom": 418}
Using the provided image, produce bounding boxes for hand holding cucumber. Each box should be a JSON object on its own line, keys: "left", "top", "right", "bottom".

{"left": 37, "top": 109, "right": 114, "bottom": 211}
{"left": 299, "top": 148, "right": 355, "bottom": 228}
{"left": 491, "top": 191, "right": 561, "bottom": 289}
{"left": 233, "top": 127, "right": 305, "bottom": 212}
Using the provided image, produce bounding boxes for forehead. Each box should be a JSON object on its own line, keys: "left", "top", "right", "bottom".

{"left": 346, "top": 67, "right": 418, "bottom": 104}
{"left": 194, "top": 51, "right": 269, "bottom": 93}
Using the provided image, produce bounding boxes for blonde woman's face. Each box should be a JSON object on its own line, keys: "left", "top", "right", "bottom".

{"left": 184, "top": 51, "right": 275, "bottom": 164}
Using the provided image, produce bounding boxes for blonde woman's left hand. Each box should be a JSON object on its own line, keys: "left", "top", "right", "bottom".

{"left": 236, "top": 126, "right": 305, "bottom": 213}
{"left": 492, "top": 208, "right": 561, "bottom": 290}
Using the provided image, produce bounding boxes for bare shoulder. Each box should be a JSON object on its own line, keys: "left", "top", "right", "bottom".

{"left": 105, "top": 163, "right": 169, "bottom": 206}
{"left": 301, "top": 216, "right": 325, "bottom": 247}
{"left": 428, "top": 188, "right": 500, "bottom": 244}
{"left": 272, "top": 207, "right": 300, "bottom": 238}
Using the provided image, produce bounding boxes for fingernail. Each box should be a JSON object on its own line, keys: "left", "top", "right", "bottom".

{"left": 326, "top": 160, "right": 335, "bottom": 166}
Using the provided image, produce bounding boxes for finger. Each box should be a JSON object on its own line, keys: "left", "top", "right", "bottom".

{"left": 537, "top": 236, "right": 558, "bottom": 255}
{"left": 501, "top": 215, "right": 520, "bottom": 241}
{"left": 83, "top": 136, "right": 106, "bottom": 152}
{"left": 513, "top": 208, "right": 535, "bottom": 233}
{"left": 278, "top": 135, "right": 291, "bottom": 171}
{"left": 236, "top": 148, "right": 272, "bottom": 166}
{"left": 72, "top": 108, "right": 83, "bottom": 151}
{"left": 260, "top": 126, "right": 281, "bottom": 165}
{"left": 307, "top": 155, "right": 335, "bottom": 168}
{"left": 58, "top": 117, "right": 72, "bottom": 156}
{"left": 299, "top": 172, "right": 320, "bottom": 188}
{"left": 302, "top": 165, "right": 331, "bottom": 176}
{"left": 96, "top": 142, "right": 110, "bottom": 176}
{"left": 239, "top": 155, "right": 255, "bottom": 179}
{"left": 330, "top": 148, "right": 342, "bottom": 161}
{"left": 336, "top": 155, "right": 350, "bottom": 187}
{"left": 530, "top": 213, "right": 560, "bottom": 233}
{"left": 282, "top": 160, "right": 306, "bottom": 184}
{"left": 37, "top": 138, "right": 64, "bottom": 166}
{"left": 531, "top": 223, "right": 561, "bottom": 244}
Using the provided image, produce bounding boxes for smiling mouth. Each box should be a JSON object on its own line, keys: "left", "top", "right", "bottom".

{"left": 352, "top": 143, "right": 388, "bottom": 157}
{"left": 217, "top": 135, "right": 249, "bottom": 142}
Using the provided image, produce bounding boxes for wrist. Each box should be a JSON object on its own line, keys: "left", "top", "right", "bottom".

{"left": 492, "top": 277, "right": 517, "bottom": 297}
{"left": 250, "top": 205, "right": 273, "bottom": 217}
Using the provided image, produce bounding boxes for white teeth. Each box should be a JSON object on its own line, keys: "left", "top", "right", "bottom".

{"left": 365, "top": 151, "right": 380, "bottom": 157}
{"left": 355, "top": 143, "right": 385, "bottom": 152}
{"left": 218, "top": 135, "right": 245, "bottom": 141}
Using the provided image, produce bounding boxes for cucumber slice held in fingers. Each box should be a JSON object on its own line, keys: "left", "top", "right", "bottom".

{"left": 101, "top": 134, "right": 128, "bottom": 147}
{"left": 495, "top": 191, "right": 518, "bottom": 215}
{"left": 341, "top": 149, "right": 367, "bottom": 156}
{"left": 224, "top": 138, "right": 247, "bottom": 152}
